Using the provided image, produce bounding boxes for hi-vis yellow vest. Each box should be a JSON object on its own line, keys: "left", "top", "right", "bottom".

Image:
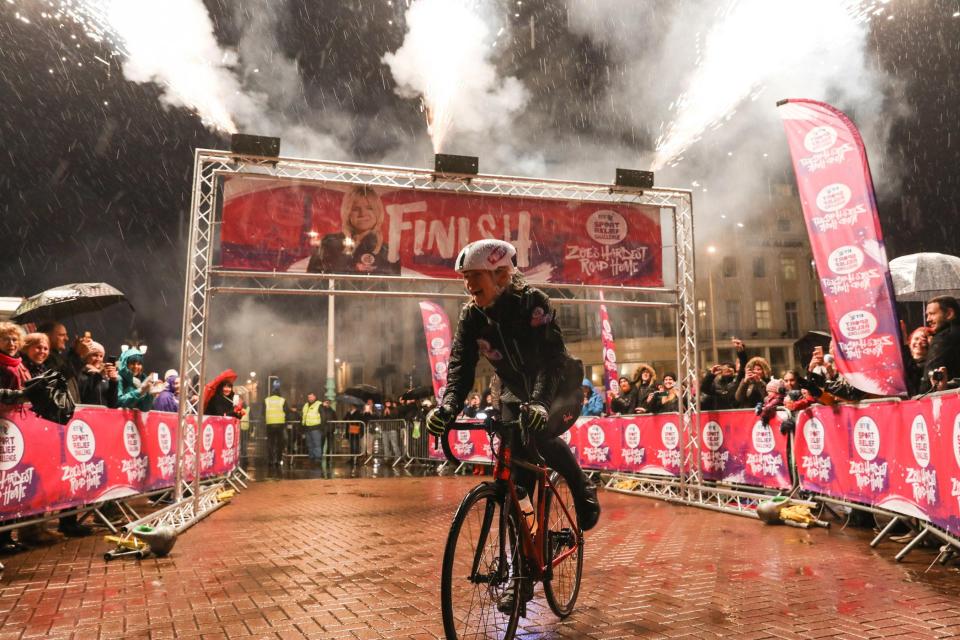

{"left": 302, "top": 401, "right": 322, "bottom": 427}
{"left": 265, "top": 395, "right": 286, "bottom": 425}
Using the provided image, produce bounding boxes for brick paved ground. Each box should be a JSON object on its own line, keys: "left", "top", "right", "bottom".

{"left": 1, "top": 475, "right": 959, "bottom": 639}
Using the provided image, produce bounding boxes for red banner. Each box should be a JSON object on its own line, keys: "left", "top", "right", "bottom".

{"left": 0, "top": 407, "right": 239, "bottom": 523}
{"left": 779, "top": 99, "right": 906, "bottom": 396}
{"left": 598, "top": 293, "right": 619, "bottom": 406}
{"left": 796, "top": 394, "right": 960, "bottom": 537}
{"left": 218, "top": 176, "right": 663, "bottom": 287}
{"left": 419, "top": 301, "right": 452, "bottom": 401}
{"left": 700, "top": 411, "right": 792, "bottom": 489}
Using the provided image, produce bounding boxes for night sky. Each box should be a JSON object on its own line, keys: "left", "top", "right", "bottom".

{"left": 0, "top": 0, "right": 957, "bottom": 368}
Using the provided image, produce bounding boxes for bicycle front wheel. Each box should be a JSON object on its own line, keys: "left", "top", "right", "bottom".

{"left": 542, "top": 473, "right": 583, "bottom": 618}
{"left": 441, "top": 482, "right": 522, "bottom": 640}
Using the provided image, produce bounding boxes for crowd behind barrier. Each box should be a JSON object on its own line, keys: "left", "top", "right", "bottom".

{"left": 0, "top": 406, "right": 240, "bottom": 524}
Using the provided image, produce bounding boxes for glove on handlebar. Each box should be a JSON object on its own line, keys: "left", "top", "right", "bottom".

{"left": 521, "top": 402, "right": 548, "bottom": 432}
{"left": 426, "top": 405, "right": 456, "bottom": 437}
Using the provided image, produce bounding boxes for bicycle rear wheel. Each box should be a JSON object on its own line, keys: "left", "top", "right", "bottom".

{"left": 441, "top": 482, "right": 522, "bottom": 640}
{"left": 542, "top": 473, "right": 583, "bottom": 618}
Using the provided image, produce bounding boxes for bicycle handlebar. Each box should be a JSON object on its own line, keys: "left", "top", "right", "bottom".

{"left": 440, "top": 412, "right": 546, "bottom": 469}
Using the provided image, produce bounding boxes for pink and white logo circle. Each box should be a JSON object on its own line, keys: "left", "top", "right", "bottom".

{"left": 752, "top": 421, "right": 776, "bottom": 454}
{"left": 803, "top": 418, "right": 825, "bottom": 456}
{"left": 457, "top": 429, "right": 471, "bottom": 444}
{"left": 604, "top": 347, "right": 616, "bottom": 365}
{"left": 816, "top": 183, "right": 852, "bottom": 212}
{"left": 0, "top": 419, "right": 24, "bottom": 471}
{"left": 827, "top": 245, "right": 864, "bottom": 275}
{"left": 67, "top": 420, "right": 96, "bottom": 463}
{"left": 661, "top": 422, "right": 679, "bottom": 450}
{"left": 853, "top": 417, "right": 880, "bottom": 461}
{"left": 430, "top": 337, "right": 445, "bottom": 349}
{"left": 586, "top": 210, "right": 628, "bottom": 245}
{"left": 202, "top": 423, "right": 215, "bottom": 452}
{"left": 602, "top": 319, "right": 612, "bottom": 334}
{"left": 910, "top": 415, "right": 931, "bottom": 468}
{"left": 587, "top": 424, "right": 605, "bottom": 447}
{"left": 225, "top": 423, "right": 236, "bottom": 449}
{"left": 435, "top": 362, "right": 447, "bottom": 375}
{"left": 157, "top": 422, "right": 173, "bottom": 455}
{"left": 804, "top": 125, "right": 838, "bottom": 153}
{"left": 703, "top": 421, "right": 723, "bottom": 452}
{"left": 624, "top": 423, "right": 641, "bottom": 449}
{"left": 123, "top": 421, "right": 142, "bottom": 458}
{"left": 839, "top": 310, "right": 878, "bottom": 341}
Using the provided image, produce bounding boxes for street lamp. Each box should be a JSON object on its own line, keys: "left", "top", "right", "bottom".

{"left": 706, "top": 245, "right": 719, "bottom": 365}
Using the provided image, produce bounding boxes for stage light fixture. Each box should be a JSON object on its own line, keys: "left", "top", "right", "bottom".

{"left": 434, "top": 153, "right": 479, "bottom": 177}
{"left": 614, "top": 168, "right": 655, "bottom": 190}
{"left": 230, "top": 133, "right": 281, "bottom": 158}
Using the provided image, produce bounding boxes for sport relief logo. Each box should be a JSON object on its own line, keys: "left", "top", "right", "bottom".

{"left": 200, "top": 423, "right": 216, "bottom": 471}
{"left": 799, "top": 125, "right": 855, "bottom": 172}
{"left": 453, "top": 429, "right": 475, "bottom": 458}
{"left": 746, "top": 421, "right": 783, "bottom": 478}
{"left": 426, "top": 312, "right": 445, "bottom": 331}
{"left": 156, "top": 421, "right": 176, "bottom": 479}
{"left": 0, "top": 419, "right": 35, "bottom": 507}
{"left": 621, "top": 423, "right": 644, "bottom": 466}
{"left": 429, "top": 336, "right": 449, "bottom": 358}
{"left": 821, "top": 245, "right": 882, "bottom": 296}
{"left": 905, "top": 414, "right": 937, "bottom": 506}
{"left": 849, "top": 416, "right": 888, "bottom": 493}
{"left": 800, "top": 417, "right": 833, "bottom": 483}
{"left": 583, "top": 424, "right": 611, "bottom": 465}
{"left": 657, "top": 422, "right": 681, "bottom": 470}
{"left": 222, "top": 423, "right": 237, "bottom": 468}
{"left": 701, "top": 421, "right": 728, "bottom": 472}
{"left": 812, "top": 182, "right": 866, "bottom": 232}
{"left": 62, "top": 420, "right": 104, "bottom": 495}
{"left": 120, "top": 420, "right": 148, "bottom": 484}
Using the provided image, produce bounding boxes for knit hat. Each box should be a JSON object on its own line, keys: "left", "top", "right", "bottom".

{"left": 86, "top": 341, "right": 105, "bottom": 357}
{"left": 766, "top": 379, "right": 782, "bottom": 394}
{"left": 164, "top": 369, "right": 179, "bottom": 380}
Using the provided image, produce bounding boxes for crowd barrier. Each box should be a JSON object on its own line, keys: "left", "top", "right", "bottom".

{"left": 361, "top": 420, "right": 406, "bottom": 464}
{"left": 0, "top": 405, "right": 240, "bottom": 523}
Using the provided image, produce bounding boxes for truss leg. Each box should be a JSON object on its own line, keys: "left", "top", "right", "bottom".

{"left": 870, "top": 516, "right": 902, "bottom": 548}
{"left": 93, "top": 507, "right": 119, "bottom": 534}
{"left": 895, "top": 527, "right": 931, "bottom": 562}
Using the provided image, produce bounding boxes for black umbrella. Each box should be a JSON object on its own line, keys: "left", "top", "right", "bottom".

{"left": 12, "top": 283, "right": 133, "bottom": 323}
{"left": 400, "top": 385, "right": 435, "bottom": 401}
{"left": 337, "top": 394, "right": 365, "bottom": 407}
{"left": 793, "top": 330, "right": 833, "bottom": 370}
{"left": 342, "top": 384, "right": 382, "bottom": 402}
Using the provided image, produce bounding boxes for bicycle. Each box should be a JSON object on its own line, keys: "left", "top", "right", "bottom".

{"left": 439, "top": 410, "right": 584, "bottom": 640}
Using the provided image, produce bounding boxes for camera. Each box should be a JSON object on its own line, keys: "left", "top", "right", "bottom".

{"left": 931, "top": 370, "right": 945, "bottom": 382}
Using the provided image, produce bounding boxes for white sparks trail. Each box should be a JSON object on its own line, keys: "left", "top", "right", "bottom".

{"left": 38, "top": 0, "right": 241, "bottom": 133}
{"left": 651, "top": 0, "right": 894, "bottom": 171}
{"left": 383, "top": 0, "right": 527, "bottom": 154}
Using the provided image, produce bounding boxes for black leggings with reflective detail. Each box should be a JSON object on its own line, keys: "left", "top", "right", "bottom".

{"left": 501, "top": 387, "right": 589, "bottom": 501}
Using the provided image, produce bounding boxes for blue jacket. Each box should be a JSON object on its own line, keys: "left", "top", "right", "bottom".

{"left": 117, "top": 349, "right": 154, "bottom": 411}
{"left": 580, "top": 378, "right": 604, "bottom": 416}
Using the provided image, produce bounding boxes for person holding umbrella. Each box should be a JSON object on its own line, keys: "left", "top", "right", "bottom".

{"left": 203, "top": 369, "right": 245, "bottom": 419}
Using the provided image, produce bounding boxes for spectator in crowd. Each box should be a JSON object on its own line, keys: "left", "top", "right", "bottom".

{"left": 903, "top": 327, "right": 929, "bottom": 396}
{"left": 610, "top": 376, "right": 640, "bottom": 414}
{"left": 19, "top": 332, "right": 73, "bottom": 424}
{"left": 920, "top": 296, "right": 960, "bottom": 394}
{"left": 318, "top": 398, "right": 336, "bottom": 460}
{"left": 264, "top": 381, "right": 288, "bottom": 468}
{"left": 462, "top": 392, "right": 482, "bottom": 418}
{"left": 117, "top": 348, "right": 158, "bottom": 411}
{"left": 700, "top": 338, "right": 748, "bottom": 410}
{"left": 344, "top": 402, "right": 365, "bottom": 462}
{"left": 735, "top": 356, "right": 771, "bottom": 408}
{"left": 20, "top": 333, "right": 50, "bottom": 378}
{"left": 203, "top": 370, "right": 244, "bottom": 418}
{"left": 301, "top": 392, "right": 324, "bottom": 462}
{"left": 77, "top": 341, "right": 119, "bottom": 408}
{"left": 580, "top": 378, "right": 604, "bottom": 416}
{"left": 153, "top": 370, "right": 180, "bottom": 413}
{"left": 39, "top": 322, "right": 83, "bottom": 402}
{"left": 381, "top": 398, "right": 403, "bottom": 461}
{"left": 806, "top": 344, "right": 864, "bottom": 402}
{"left": 0, "top": 322, "right": 28, "bottom": 404}
{"left": 362, "top": 398, "right": 380, "bottom": 420}
{"left": 649, "top": 373, "right": 679, "bottom": 413}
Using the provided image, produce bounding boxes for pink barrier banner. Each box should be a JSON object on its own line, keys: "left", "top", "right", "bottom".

{"left": 779, "top": 99, "right": 906, "bottom": 396}
{"left": 0, "top": 407, "right": 239, "bottom": 523}
{"left": 419, "top": 301, "right": 452, "bottom": 401}
{"left": 700, "top": 411, "right": 792, "bottom": 490}
{"left": 598, "top": 294, "right": 619, "bottom": 408}
{"left": 218, "top": 175, "right": 664, "bottom": 287}
{"left": 575, "top": 415, "right": 682, "bottom": 476}
{"left": 796, "top": 394, "right": 960, "bottom": 537}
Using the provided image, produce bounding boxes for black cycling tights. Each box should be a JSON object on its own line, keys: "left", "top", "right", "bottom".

{"left": 501, "top": 387, "right": 588, "bottom": 501}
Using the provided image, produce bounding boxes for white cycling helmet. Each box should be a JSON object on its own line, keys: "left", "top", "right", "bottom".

{"left": 454, "top": 239, "right": 517, "bottom": 273}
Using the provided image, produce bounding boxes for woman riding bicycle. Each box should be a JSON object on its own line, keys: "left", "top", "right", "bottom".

{"left": 426, "top": 239, "right": 601, "bottom": 533}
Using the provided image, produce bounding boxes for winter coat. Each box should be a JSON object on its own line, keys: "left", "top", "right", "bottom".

{"left": 153, "top": 375, "right": 179, "bottom": 413}
{"left": 580, "top": 379, "right": 605, "bottom": 416}
{"left": 920, "top": 320, "right": 960, "bottom": 393}
{"left": 650, "top": 388, "right": 679, "bottom": 413}
{"left": 205, "top": 389, "right": 242, "bottom": 418}
{"left": 442, "top": 284, "right": 583, "bottom": 414}
{"left": 610, "top": 384, "right": 640, "bottom": 414}
{"left": 77, "top": 367, "right": 118, "bottom": 408}
{"left": 0, "top": 352, "right": 28, "bottom": 391}
{"left": 45, "top": 348, "right": 82, "bottom": 403}
{"left": 117, "top": 349, "right": 153, "bottom": 411}
{"left": 699, "top": 349, "right": 748, "bottom": 410}
{"left": 306, "top": 232, "right": 399, "bottom": 275}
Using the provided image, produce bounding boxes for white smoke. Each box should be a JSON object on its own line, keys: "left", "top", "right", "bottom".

{"left": 382, "top": 0, "right": 529, "bottom": 154}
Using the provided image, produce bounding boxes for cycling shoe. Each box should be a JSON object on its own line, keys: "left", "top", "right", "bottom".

{"left": 497, "top": 579, "right": 534, "bottom": 614}
{"left": 575, "top": 483, "right": 601, "bottom": 532}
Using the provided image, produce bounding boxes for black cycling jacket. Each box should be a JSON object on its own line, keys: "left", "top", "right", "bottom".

{"left": 441, "top": 285, "right": 582, "bottom": 413}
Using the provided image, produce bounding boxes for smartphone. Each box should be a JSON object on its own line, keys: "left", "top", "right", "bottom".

{"left": 147, "top": 373, "right": 159, "bottom": 384}
{"left": 105, "top": 355, "right": 118, "bottom": 365}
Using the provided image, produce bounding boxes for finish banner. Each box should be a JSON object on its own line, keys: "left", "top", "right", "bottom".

{"left": 779, "top": 99, "right": 906, "bottom": 396}
{"left": 218, "top": 175, "right": 664, "bottom": 286}
{"left": 795, "top": 393, "right": 960, "bottom": 537}
{"left": 0, "top": 407, "right": 239, "bottom": 523}
{"left": 419, "top": 301, "right": 452, "bottom": 401}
